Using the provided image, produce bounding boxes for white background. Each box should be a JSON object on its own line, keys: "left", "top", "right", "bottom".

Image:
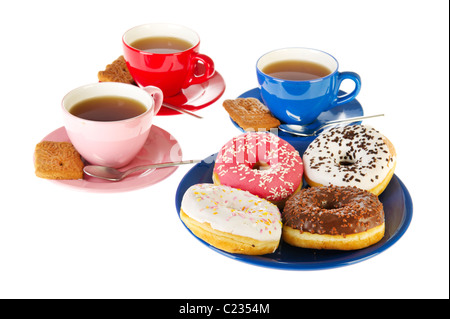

{"left": 0, "top": 0, "right": 448, "bottom": 299}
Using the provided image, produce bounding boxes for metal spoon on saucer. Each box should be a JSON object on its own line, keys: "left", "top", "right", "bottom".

{"left": 84, "top": 159, "right": 201, "bottom": 182}
{"left": 162, "top": 102, "right": 203, "bottom": 119}
{"left": 138, "top": 83, "right": 203, "bottom": 119}
{"left": 278, "top": 114, "right": 385, "bottom": 137}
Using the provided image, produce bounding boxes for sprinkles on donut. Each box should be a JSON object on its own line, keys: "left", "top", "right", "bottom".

{"left": 282, "top": 185, "right": 385, "bottom": 250}
{"left": 303, "top": 125, "right": 396, "bottom": 196}
{"left": 213, "top": 132, "right": 303, "bottom": 207}
{"left": 180, "top": 183, "right": 282, "bottom": 255}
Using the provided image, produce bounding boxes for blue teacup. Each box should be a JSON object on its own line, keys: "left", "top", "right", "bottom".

{"left": 257, "top": 48, "right": 361, "bottom": 125}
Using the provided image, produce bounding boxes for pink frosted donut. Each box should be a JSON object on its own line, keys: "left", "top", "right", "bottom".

{"left": 213, "top": 132, "right": 303, "bottom": 207}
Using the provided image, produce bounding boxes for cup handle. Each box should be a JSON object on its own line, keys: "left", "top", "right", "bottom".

{"left": 332, "top": 71, "right": 362, "bottom": 108}
{"left": 142, "top": 86, "right": 164, "bottom": 115}
{"left": 183, "top": 53, "right": 215, "bottom": 88}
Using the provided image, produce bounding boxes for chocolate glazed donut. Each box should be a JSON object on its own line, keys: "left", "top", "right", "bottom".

{"left": 282, "top": 186, "right": 385, "bottom": 250}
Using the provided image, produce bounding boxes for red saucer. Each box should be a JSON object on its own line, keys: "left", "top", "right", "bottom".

{"left": 158, "top": 71, "right": 225, "bottom": 116}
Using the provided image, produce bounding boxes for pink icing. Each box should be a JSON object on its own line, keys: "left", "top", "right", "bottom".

{"left": 214, "top": 132, "right": 303, "bottom": 202}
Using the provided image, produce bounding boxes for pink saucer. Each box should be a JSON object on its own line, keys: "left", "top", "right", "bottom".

{"left": 158, "top": 71, "right": 225, "bottom": 116}
{"left": 39, "top": 125, "right": 182, "bottom": 193}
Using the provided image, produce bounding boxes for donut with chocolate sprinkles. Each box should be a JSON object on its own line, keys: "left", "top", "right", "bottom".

{"left": 303, "top": 125, "right": 397, "bottom": 196}
{"left": 282, "top": 186, "right": 385, "bottom": 250}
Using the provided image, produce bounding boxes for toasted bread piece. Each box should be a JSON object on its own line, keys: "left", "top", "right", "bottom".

{"left": 98, "top": 55, "right": 135, "bottom": 85}
{"left": 34, "top": 141, "right": 84, "bottom": 180}
{"left": 222, "top": 98, "right": 280, "bottom": 131}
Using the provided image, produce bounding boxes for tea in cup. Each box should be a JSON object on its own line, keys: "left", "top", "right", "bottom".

{"left": 123, "top": 23, "right": 215, "bottom": 97}
{"left": 257, "top": 48, "right": 361, "bottom": 125}
{"left": 62, "top": 82, "right": 163, "bottom": 168}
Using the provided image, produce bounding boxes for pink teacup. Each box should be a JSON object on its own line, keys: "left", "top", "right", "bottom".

{"left": 62, "top": 82, "right": 163, "bottom": 168}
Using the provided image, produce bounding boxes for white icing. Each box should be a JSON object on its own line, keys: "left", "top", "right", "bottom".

{"left": 181, "top": 184, "right": 282, "bottom": 241}
{"left": 303, "top": 125, "right": 396, "bottom": 190}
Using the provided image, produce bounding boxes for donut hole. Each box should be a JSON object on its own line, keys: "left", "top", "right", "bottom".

{"left": 252, "top": 161, "right": 271, "bottom": 171}
{"left": 320, "top": 200, "right": 342, "bottom": 210}
{"left": 338, "top": 156, "right": 356, "bottom": 167}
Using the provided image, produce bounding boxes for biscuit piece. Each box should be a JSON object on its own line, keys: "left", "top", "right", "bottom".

{"left": 34, "top": 141, "right": 84, "bottom": 180}
{"left": 222, "top": 98, "right": 281, "bottom": 131}
{"left": 98, "top": 56, "right": 135, "bottom": 85}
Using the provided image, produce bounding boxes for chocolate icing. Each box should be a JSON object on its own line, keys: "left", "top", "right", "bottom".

{"left": 282, "top": 186, "right": 384, "bottom": 236}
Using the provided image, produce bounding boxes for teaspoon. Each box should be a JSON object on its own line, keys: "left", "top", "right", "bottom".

{"left": 84, "top": 159, "right": 201, "bottom": 181}
{"left": 278, "top": 114, "right": 385, "bottom": 137}
{"left": 162, "top": 102, "right": 203, "bottom": 119}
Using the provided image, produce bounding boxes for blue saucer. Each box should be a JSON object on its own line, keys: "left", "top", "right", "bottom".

{"left": 231, "top": 88, "right": 364, "bottom": 155}
{"left": 175, "top": 154, "right": 413, "bottom": 270}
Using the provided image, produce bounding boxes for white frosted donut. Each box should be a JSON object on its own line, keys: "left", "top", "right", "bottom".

{"left": 180, "top": 183, "right": 282, "bottom": 255}
{"left": 303, "top": 125, "right": 397, "bottom": 196}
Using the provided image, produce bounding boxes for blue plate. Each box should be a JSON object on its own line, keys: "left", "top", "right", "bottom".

{"left": 175, "top": 154, "right": 413, "bottom": 270}
{"left": 231, "top": 88, "right": 364, "bottom": 155}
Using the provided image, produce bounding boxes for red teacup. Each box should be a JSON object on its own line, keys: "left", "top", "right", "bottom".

{"left": 123, "top": 23, "right": 215, "bottom": 97}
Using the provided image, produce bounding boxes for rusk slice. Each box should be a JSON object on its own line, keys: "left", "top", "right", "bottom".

{"left": 98, "top": 55, "right": 135, "bottom": 85}
{"left": 222, "top": 98, "right": 280, "bottom": 131}
{"left": 34, "top": 141, "right": 84, "bottom": 180}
